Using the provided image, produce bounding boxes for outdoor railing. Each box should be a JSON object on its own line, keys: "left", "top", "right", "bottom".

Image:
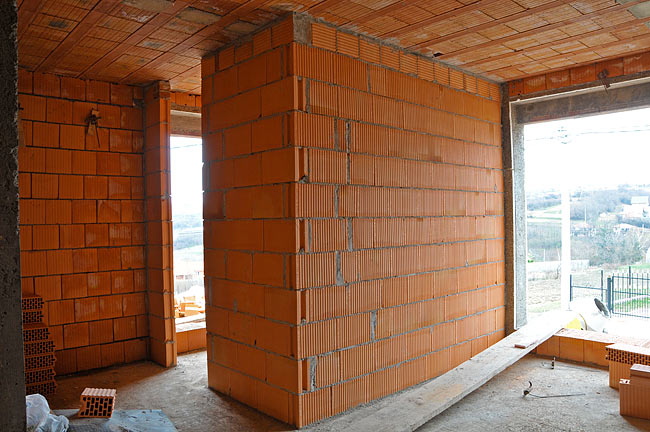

{"left": 570, "top": 267, "right": 650, "bottom": 319}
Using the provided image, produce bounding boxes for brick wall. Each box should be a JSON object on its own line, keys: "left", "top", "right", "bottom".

{"left": 170, "top": 91, "right": 201, "bottom": 108}
{"left": 144, "top": 82, "right": 176, "bottom": 367}
{"left": 509, "top": 51, "right": 650, "bottom": 98}
{"left": 202, "top": 15, "right": 506, "bottom": 427}
{"left": 18, "top": 71, "right": 148, "bottom": 375}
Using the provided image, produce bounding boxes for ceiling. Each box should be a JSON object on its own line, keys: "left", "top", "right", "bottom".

{"left": 17, "top": 0, "right": 650, "bottom": 93}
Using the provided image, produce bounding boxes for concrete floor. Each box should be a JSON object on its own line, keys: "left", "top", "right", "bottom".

{"left": 48, "top": 350, "right": 288, "bottom": 432}
{"left": 48, "top": 351, "right": 650, "bottom": 432}
{"left": 421, "top": 356, "right": 650, "bottom": 432}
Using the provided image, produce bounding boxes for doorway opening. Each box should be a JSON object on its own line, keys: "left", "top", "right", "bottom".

{"left": 524, "top": 106, "right": 650, "bottom": 337}
{"left": 170, "top": 135, "right": 206, "bottom": 351}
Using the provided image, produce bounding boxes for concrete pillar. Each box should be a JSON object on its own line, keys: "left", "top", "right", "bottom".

{"left": 0, "top": 1, "right": 26, "bottom": 430}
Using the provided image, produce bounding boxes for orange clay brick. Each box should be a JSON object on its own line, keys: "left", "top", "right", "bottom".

{"left": 79, "top": 388, "right": 116, "bottom": 418}
{"left": 201, "top": 16, "right": 511, "bottom": 428}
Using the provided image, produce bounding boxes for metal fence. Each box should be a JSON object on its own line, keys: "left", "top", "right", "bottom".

{"left": 569, "top": 270, "right": 605, "bottom": 302}
{"left": 570, "top": 267, "right": 650, "bottom": 319}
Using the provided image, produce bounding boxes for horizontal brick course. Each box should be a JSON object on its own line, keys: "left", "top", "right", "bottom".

{"left": 510, "top": 51, "right": 650, "bottom": 98}
{"left": 202, "top": 15, "right": 505, "bottom": 428}
{"left": 19, "top": 71, "right": 148, "bottom": 375}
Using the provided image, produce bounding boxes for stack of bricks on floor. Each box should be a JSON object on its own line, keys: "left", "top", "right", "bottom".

{"left": 620, "top": 364, "right": 650, "bottom": 420}
{"left": 606, "top": 343, "right": 650, "bottom": 389}
{"left": 78, "top": 388, "right": 116, "bottom": 418}
{"left": 23, "top": 294, "right": 57, "bottom": 395}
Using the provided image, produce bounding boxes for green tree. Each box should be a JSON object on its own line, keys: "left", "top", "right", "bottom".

{"left": 588, "top": 221, "right": 644, "bottom": 267}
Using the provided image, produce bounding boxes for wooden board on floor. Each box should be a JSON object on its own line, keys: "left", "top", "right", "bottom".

{"left": 54, "top": 409, "right": 177, "bottom": 432}
{"left": 301, "top": 311, "right": 576, "bottom": 432}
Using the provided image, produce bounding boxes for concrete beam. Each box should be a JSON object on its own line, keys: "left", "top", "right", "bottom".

{"left": 513, "top": 79, "right": 650, "bottom": 124}
{"left": 170, "top": 110, "right": 201, "bottom": 137}
{"left": 0, "top": 1, "right": 26, "bottom": 431}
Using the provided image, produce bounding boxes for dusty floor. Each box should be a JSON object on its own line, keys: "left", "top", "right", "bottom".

{"left": 48, "top": 350, "right": 288, "bottom": 432}
{"left": 49, "top": 351, "right": 650, "bottom": 432}
{"left": 421, "top": 356, "right": 650, "bottom": 432}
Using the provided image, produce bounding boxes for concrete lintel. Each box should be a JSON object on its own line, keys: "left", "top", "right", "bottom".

{"left": 170, "top": 102, "right": 200, "bottom": 114}
{"left": 513, "top": 79, "right": 650, "bottom": 124}
{"left": 510, "top": 70, "right": 650, "bottom": 103}
{"left": 171, "top": 110, "right": 201, "bottom": 137}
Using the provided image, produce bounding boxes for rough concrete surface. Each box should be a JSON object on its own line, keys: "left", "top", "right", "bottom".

{"left": 420, "top": 356, "right": 650, "bottom": 432}
{"left": 49, "top": 350, "right": 650, "bottom": 432}
{"left": 501, "top": 81, "right": 516, "bottom": 334}
{"left": 511, "top": 114, "right": 528, "bottom": 330}
{"left": 0, "top": 1, "right": 26, "bottom": 431}
{"left": 48, "top": 351, "right": 288, "bottom": 432}
{"left": 301, "top": 311, "right": 572, "bottom": 432}
{"left": 513, "top": 81, "right": 650, "bottom": 125}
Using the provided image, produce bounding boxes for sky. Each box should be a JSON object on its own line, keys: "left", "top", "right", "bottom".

{"left": 170, "top": 136, "right": 203, "bottom": 216}
{"left": 525, "top": 107, "right": 650, "bottom": 193}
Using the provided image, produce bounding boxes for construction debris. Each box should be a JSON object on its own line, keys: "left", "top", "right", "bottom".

{"left": 174, "top": 295, "right": 205, "bottom": 318}
{"left": 620, "top": 363, "right": 650, "bottom": 419}
{"left": 522, "top": 381, "right": 585, "bottom": 399}
{"left": 22, "top": 295, "right": 56, "bottom": 396}
{"left": 606, "top": 343, "right": 650, "bottom": 389}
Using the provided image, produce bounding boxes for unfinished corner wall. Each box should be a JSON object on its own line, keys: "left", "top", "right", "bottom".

{"left": 144, "top": 82, "right": 176, "bottom": 367}
{"left": 202, "top": 14, "right": 506, "bottom": 427}
{"left": 18, "top": 71, "right": 148, "bottom": 375}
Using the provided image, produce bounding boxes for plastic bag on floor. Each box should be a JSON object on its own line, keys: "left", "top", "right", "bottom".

{"left": 26, "top": 394, "right": 69, "bottom": 432}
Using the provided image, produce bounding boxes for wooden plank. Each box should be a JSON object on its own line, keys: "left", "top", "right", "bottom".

{"left": 301, "top": 311, "right": 576, "bottom": 432}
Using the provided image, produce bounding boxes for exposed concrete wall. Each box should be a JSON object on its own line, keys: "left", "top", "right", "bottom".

{"left": 501, "top": 83, "right": 514, "bottom": 334}
{"left": 501, "top": 82, "right": 527, "bottom": 332}
{"left": 0, "top": 1, "right": 26, "bottom": 431}
{"left": 510, "top": 119, "right": 527, "bottom": 329}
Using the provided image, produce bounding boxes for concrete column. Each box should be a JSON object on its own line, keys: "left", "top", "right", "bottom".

{"left": 0, "top": 1, "right": 26, "bottom": 430}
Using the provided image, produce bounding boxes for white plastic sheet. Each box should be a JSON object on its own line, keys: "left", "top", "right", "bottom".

{"left": 26, "top": 394, "right": 69, "bottom": 432}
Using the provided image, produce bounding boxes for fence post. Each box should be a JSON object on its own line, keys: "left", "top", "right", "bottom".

{"left": 629, "top": 265, "right": 632, "bottom": 288}
{"left": 600, "top": 270, "right": 604, "bottom": 301}
{"left": 607, "top": 276, "right": 613, "bottom": 314}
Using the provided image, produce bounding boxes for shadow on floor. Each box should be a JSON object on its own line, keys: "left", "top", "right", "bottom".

{"left": 48, "top": 350, "right": 293, "bottom": 432}
{"left": 47, "top": 351, "right": 650, "bottom": 431}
